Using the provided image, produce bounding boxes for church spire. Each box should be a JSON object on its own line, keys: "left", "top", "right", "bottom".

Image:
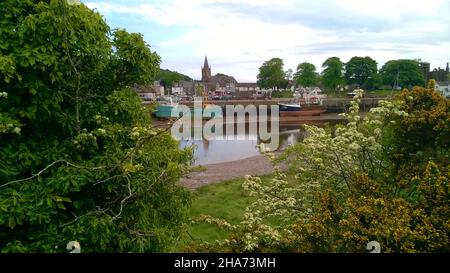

{"left": 201, "top": 55, "right": 211, "bottom": 82}
{"left": 203, "top": 56, "right": 210, "bottom": 69}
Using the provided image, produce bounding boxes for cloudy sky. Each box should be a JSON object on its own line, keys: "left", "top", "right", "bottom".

{"left": 84, "top": 0, "right": 450, "bottom": 82}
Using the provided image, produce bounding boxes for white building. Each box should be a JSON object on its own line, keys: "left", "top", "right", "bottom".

{"left": 436, "top": 82, "right": 450, "bottom": 98}
{"left": 133, "top": 84, "right": 156, "bottom": 101}
{"left": 153, "top": 80, "right": 165, "bottom": 96}
{"left": 295, "top": 87, "right": 324, "bottom": 98}
{"left": 236, "top": 83, "right": 259, "bottom": 92}
{"left": 215, "top": 82, "right": 236, "bottom": 94}
{"left": 171, "top": 83, "right": 184, "bottom": 96}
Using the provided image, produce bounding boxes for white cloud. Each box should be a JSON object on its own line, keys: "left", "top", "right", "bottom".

{"left": 85, "top": 0, "right": 450, "bottom": 81}
{"left": 335, "top": 0, "right": 444, "bottom": 18}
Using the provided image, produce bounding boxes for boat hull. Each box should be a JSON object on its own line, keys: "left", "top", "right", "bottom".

{"left": 278, "top": 103, "right": 326, "bottom": 117}
{"left": 153, "top": 105, "right": 184, "bottom": 119}
{"left": 279, "top": 109, "right": 326, "bottom": 117}
{"left": 278, "top": 103, "right": 301, "bottom": 111}
{"left": 153, "top": 105, "right": 223, "bottom": 119}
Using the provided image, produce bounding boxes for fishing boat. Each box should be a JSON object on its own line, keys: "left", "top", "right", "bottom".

{"left": 153, "top": 97, "right": 185, "bottom": 119}
{"left": 278, "top": 96, "right": 326, "bottom": 117}
{"left": 153, "top": 96, "right": 222, "bottom": 119}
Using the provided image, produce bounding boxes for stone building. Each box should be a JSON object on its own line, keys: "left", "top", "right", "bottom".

{"left": 418, "top": 61, "right": 431, "bottom": 82}
{"left": 198, "top": 56, "right": 238, "bottom": 94}
{"left": 418, "top": 60, "right": 449, "bottom": 82}
{"left": 430, "top": 62, "right": 449, "bottom": 82}
{"left": 201, "top": 56, "right": 212, "bottom": 82}
{"left": 132, "top": 81, "right": 164, "bottom": 101}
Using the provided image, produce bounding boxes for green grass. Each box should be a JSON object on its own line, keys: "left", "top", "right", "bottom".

{"left": 366, "top": 89, "right": 401, "bottom": 97}
{"left": 323, "top": 90, "right": 347, "bottom": 98}
{"left": 324, "top": 89, "right": 401, "bottom": 98}
{"left": 186, "top": 175, "right": 273, "bottom": 243}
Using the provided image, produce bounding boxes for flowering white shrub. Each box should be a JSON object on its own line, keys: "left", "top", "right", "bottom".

{"left": 0, "top": 91, "right": 22, "bottom": 135}
{"left": 194, "top": 90, "right": 412, "bottom": 252}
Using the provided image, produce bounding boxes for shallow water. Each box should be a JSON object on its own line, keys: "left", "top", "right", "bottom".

{"left": 179, "top": 124, "right": 307, "bottom": 165}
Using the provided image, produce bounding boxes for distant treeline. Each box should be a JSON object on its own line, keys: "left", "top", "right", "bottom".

{"left": 157, "top": 69, "right": 192, "bottom": 88}
{"left": 257, "top": 57, "right": 439, "bottom": 91}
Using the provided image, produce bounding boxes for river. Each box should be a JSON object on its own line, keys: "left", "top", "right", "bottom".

{"left": 179, "top": 123, "right": 309, "bottom": 165}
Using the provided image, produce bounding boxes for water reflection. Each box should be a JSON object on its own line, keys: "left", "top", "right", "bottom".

{"left": 179, "top": 123, "right": 308, "bottom": 165}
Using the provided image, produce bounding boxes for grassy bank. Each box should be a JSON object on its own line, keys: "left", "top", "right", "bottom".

{"left": 324, "top": 89, "right": 401, "bottom": 98}
{"left": 185, "top": 175, "right": 273, "bottom": 244}
{"left": 271, "top": 91, "right": 294, "bottom": 98}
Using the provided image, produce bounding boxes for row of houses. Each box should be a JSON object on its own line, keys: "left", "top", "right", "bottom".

{"left": 134, "top": 80, "right": 267, "bottom": 100}
{"left": 135, "top": 57, "right": 325, "bottom": 100}
{"left": 135, "top": 57, "right": 265, "bottom": 99}
{"left": 172, "top": 81, "right": 262, "bottom": 95}
{"left": 135, "top": 81, "right": 324, "bottom": 101}
{"left": 136, "top": 57, "right": 450, "bottom": 100}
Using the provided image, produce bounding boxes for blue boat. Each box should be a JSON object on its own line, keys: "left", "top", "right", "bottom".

{"left": 153, "top": 97, "right": 222, "bottom": 119}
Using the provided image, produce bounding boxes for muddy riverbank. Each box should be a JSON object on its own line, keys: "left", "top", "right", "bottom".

{"left": 179, "top": 155, "right": 273, "bottom": 189}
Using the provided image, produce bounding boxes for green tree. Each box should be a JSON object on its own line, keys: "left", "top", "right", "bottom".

{"left": 282, "top": 68, "right": 293, "bottom": 90}
{"left": 345, "top": 56, "right": 379, "bottom": 89}
{"left": 294, "top": 62, "right": 319, "bottom": 87}
{"left": 380, "top": 59, "right": 425, "bottom": 89}
{"left": 387, "top": 80, "right": 449, "bottom": 186}
{"left": 158, "top": 69, "right": 191, "bottom": 91}
{"left": 111, "top": 29, "right": 161, "bottom": 89}
{"left": 321, "top": 57, "right": 345, "bottom": 91}
{"left": 257, "top": 58, "right": 286, "bottom": 90}
{"left": 0, "top": 0, "right": 191, "bottom": 252}
{"left": 285, "top": 69, "right": 293, "bottom": 82}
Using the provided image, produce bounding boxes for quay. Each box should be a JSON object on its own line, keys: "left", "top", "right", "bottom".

{"left": 176, "top": 97, "right": 383, "bottom": 113}
{"left": 144, "top": 97, "right": 384, "bottom": 113}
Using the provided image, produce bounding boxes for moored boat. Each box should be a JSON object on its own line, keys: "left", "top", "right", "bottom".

{"left": 153, "top": 96, "right": 223, "bottom": 119}
{"left": 153, "top": 97, "right": 185, "bottom": 119}
{"left": 278, "top": 98, "right": 326, "bottom": 117}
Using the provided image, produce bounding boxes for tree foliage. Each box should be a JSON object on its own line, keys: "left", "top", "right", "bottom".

{"left": 157, "top": 69, "right": 192, "bottom": 90}
{"left": 321, "top": 57, "right": 344, "bottom": 91}
{"left": 257, "top": 58, "right": 287, "bottom": 90}
{"left": 380, "top": 59, "right": 425, "bottom": 89}
{"left": 0, "top": 0, "right": 192, "bottom": 252}
{"left": 345, "top": 56, "right": 380, "bottom": 90}
{"left": 387, "top": 80, "right": 449, "bottom": 188}
{"left": 285, "top": 69, "right": 293, "bottom": 82}
{"left": 111, "top": 29, "right": 161, "bottom": 89}
{"left": 294, "top": 62, "right": 319, "bottom": 87}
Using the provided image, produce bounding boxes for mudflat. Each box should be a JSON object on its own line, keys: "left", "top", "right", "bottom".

{"left": 179, "top": 155, "right": 274, "bottom": 189}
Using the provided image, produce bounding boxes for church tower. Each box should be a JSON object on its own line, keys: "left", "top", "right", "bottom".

{"left": 201, "top": 56, "right": 211, "bottom": 82}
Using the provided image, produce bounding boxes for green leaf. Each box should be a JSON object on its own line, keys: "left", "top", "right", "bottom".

{"left": 8, "top": 217, "right": 16, "bottom": 229}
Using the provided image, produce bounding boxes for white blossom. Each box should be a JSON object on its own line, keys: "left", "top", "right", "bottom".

{"left": 196, "top": 93, "right": 407, "bottom": 251}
